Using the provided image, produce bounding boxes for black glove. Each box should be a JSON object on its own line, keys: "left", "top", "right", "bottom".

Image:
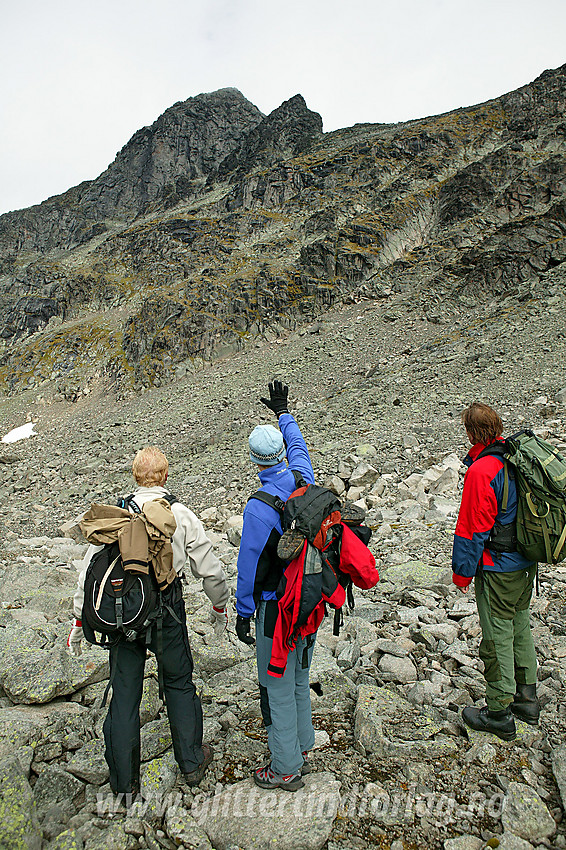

{"left": 236, "top": 615, "right": 255, "bottom": 645}
{"left": 260, "top": 380, "right": 289, "bottom": 417}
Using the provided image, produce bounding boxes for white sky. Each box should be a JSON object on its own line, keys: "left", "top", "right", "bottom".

{"left": 1, "top": 0, "right": 565, "bottom": 216}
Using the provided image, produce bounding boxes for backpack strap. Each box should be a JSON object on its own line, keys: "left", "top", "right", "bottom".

{"left": 475, "top": 443, "right": 510, "bottom": 513}
{"left": 474, "top": 443, "right": 517, "bottom": 551}
{"left": 117, "top": 493, "right": 178, "bottom": 512}
{"left": 117, "top": 494, "right": 142, "bottom": 513}
{"left": 248, "top": 491, "right": 286, "bottom": 514}
{"left": 247, "top": 470, "right": 306, "bottom": 515}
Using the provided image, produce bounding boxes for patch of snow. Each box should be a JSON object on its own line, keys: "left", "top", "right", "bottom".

{"left": 2, "top": 422, "right": 37, "bottom": 443}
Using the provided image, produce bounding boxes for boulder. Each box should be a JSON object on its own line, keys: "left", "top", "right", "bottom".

{"left": 354, "top": 684, "right": 459, "bottom": 759}
{"left": 65, "top": 738, "right": 109, "bottom": 785}
{"left": 501, "top": 781, "right": 556, "bottom": 842}
{"left": 0, "top": 755, "right": 42, "bottom": 850}
{"left": 33, "top": 763, "right": 85, "bottom": 817}
{"left": 381, "top": 560, "right": 449, "bottom": 587}
{"left": 140, "top": 717, "right": 173, "bottom": 762}
{"left": 164, "top": 806, "right": 213, "bottom": 848}
{"left": 443, "top": 837, "right": 483, "bottom": 850}
{"left": 349, "top": 462, "right": 379, "bottom": 488}
{"left": 0, "top": 646, "right": 109, "bottom": 705}
{"left": 377, "top": 653, "right": 418, "bottom": 684}
{"left": 551, "top": 742, "right": 566, "bottom": 808}
{"left": 195, "top": 772, "right": 340, "bottom": 850}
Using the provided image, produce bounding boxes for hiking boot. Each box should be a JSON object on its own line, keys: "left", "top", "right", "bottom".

{"left": 340, "top": 502, "right": 366, "bottom": 525}
{"left": 511, "top": 683, "right": 540, "bottom": 725}
{"left": 462, "top": 706, "right": 516, "bottom": 741}
{"left": 183, "top": 744, "right": 213, "bottom": 787}
{"left": 253, "top": 763, "right": 304, "bottom": 791}
{"left": 301, "top": 751, "right": 311, "bottom": 775}
{"left": 277, "top": 529, "right": 306, "bottom": 561}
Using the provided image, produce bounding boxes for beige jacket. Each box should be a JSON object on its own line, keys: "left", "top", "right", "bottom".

{"left": 73, "top": 487, "right": 229, "bottom": 618}
{"left": 80, "top": 498, "right": 178, "bottom": 589}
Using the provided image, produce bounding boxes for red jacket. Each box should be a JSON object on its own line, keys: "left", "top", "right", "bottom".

{"left": 452, "top": 440, "right": 533, "bottom": 588}
{"left": 268, "top": 524, "right": 379, "bottom": 677}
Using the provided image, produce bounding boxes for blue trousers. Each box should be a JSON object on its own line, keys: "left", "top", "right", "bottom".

{"left": 255, "top": 600, "right": 316, "bottom": 776}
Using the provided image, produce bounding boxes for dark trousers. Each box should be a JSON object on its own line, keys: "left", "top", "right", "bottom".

{"left": 103, "top": 579, "right": 203, "bottom": 794}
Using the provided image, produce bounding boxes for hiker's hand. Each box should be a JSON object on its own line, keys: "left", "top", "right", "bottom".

{"left": 260, "top": 381, "right": 289, "bottom": 417}
{"left": 236, "top": 615, "right": 255, "bottom": 645}
{"left": 459, "top": 585, "right": 469, "bottom": 593}
{"left": 210, "top": 605, "right": 228, "bottom": 637}
{"left": 67, "top": 620, "right": 83, "bottom": 656}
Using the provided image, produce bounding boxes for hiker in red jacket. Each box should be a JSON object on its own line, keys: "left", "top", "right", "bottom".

{"left": 452, "top": 403, "right": 539, "bottom": 740}
{"left": 235, "top": 381, "right": 316, "bottom": 791}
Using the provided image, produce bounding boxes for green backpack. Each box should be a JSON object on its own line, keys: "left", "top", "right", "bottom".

{"left": 481, "top": 430, "right": 566, "bottom": 564}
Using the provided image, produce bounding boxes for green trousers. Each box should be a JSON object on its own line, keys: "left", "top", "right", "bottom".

{"left": 474, "top": 565, "right": 538, "bottom": 711}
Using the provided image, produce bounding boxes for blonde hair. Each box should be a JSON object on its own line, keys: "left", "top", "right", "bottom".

{"left": 132, "top": 446, "right": 169, "bottom": 487}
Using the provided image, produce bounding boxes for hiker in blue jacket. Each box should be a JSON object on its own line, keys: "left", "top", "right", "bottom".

{"left": 236, "top": 380, "right": 316, "bottom": 791}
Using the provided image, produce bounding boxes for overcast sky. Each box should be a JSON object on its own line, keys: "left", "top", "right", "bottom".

{"left": 1, "top": 0, "right": 565, "bottom": 216}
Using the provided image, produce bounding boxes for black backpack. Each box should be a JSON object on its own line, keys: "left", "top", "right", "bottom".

{"left": 81, "top": 494, "right": 177, "bottom": 647}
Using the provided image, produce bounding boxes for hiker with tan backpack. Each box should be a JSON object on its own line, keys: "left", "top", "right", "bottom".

{"left": 67, "top": 446, "right": 229, "bottom": 798}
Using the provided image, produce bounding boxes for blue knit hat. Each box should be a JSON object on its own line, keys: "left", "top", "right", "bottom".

{"left": 249, "top": 424, "right": 285, "bottom": 466}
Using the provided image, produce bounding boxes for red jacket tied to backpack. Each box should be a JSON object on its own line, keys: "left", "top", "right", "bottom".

{"left": 267, "top": 523, "right": 379, "bottom": 678}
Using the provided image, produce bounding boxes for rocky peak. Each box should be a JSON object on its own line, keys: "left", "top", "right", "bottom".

{"left": 0, "top": 88, "right": 264, "bottom": 255}
{"left": 87, "top": 87, "right": 265, "bottom": 215}
{"left": 216, "top": 93, "right": 323, "bottom": 179}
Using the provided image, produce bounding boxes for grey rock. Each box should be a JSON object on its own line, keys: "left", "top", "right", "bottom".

{"left": 377, "top": 653, "right": 418, "bottom": 684}
{"left": 191, "top": 639, "right": 246, "bottom": 676}
{"left": 0, "top": 707, "right": 45, "bottom": 759}
{"left": 0, "top": 755, "right": 42, "bottom": 850}
{"left": 33, "top": 763, "right": 85, "bottom": 817}
{"left": 141, "top": 750, "right": 178, "bottom": 801}
{"left": 46, "top": 830, "right": 85, "bottom": 850}
{"left": 443, "top": 837, "right": 483, "bottom": 850}
{"left": 349, "top": 461, "right": 379, "bottom": 488}
{"left": 325, "top": 475, "right": 346, "bottom": 496}
{"left": 224, "top": 729, "right": 266, "bottom": 762}
{"left": 496, "top": 835, "right": 535, "bottom": 849}
{"left": 0, "top": 646, "right": 109, "bottom": 705}
{"left": 309, "top": 649, "right": 356, "bottom": 713}
{"left": 140, "top": 717, "right": 173, "bottom": 762}
{"left": 501, "top": 781, "right": 556, "bottom": 842}
{"left": 78, "top": 821, "right": 131, "bottom": 850}
{"left": 354, "top": 684, "right": 458, "bottom": 759}
{"left": 164, "top": 806, "right": 213, "bottom": 849}
{"left": 382, "top": 560, "right": 448, "bottom": 586}
{"left": 195, "top": 772, "right": 340, "bottom": 850}
{"left": 139, "top": 675, "right": 162, "bottom": 725}
{"left": 65, "top": 738, "right": 109, "bottom": 785}
{"left": 551, "top": 742, "right": 566, "bottom": 808}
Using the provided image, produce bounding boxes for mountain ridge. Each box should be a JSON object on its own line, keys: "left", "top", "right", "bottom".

{"left": 0, "top": 64, "right": 565, "bottom": 398}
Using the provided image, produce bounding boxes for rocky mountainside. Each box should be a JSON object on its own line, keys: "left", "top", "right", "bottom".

{"left": 0, "top": 65, "right": 565, "bottom": 398}
{"left": 0, "top": 66, "right": 566, "bottom": 850}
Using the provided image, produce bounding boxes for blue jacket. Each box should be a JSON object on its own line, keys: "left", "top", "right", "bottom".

{"left": 236, "top": 414, "right": 315, "bottom": 617}
{"left": 452, "top": 441, "right": 534, "bottom": 587}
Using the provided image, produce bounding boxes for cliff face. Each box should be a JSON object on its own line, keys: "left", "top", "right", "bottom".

{"left": 0, "top": 66, "right": 565, "bottom": 396}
